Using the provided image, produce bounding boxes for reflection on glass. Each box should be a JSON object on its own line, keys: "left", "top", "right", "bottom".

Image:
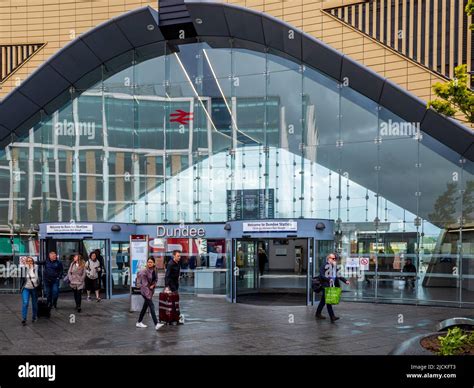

{"left": 0, "top": 39, "right": 472, "bottom": 306}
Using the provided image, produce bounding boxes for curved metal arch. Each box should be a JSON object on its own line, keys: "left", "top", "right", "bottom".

{"left": 0, "top": 1, "right": 472, "bottom": 160}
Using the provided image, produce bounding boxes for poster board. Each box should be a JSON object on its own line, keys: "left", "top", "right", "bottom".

{"left": 130, "top": 235, "right": 149, "bottom": 292}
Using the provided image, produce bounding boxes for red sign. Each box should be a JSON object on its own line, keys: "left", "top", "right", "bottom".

{"left": 170, "top": 109, "right": 193, "bottom": 125}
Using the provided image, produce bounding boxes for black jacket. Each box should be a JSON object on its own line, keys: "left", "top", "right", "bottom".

{"left": 165, "top": 259, "right": 181, "bottom": 292}
{"left": 319, "top": 262, "right": 347, "bottom": 288}
{"left": 38, "top": 258, "right": 63, "bottom": 282}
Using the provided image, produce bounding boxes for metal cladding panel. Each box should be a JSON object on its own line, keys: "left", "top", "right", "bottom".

{"left": 262, "top": 16, "right": 302, "bottom": 61}
{"left": 223, "top": 6, "right": 265, "bottom": 45}
{"left": 421, "top": 110, "right": 474, "bottom": 160}
{"left": 73, "top": 67, "right": 103, "bottom": 93}
{"left": 0, "top": 124, "right": 9, "bottom": 142}
{"left": 81, "top": 22, "right": 134, "bottom": 63}
{"left": 43, "top": 89, "right": 74, "bottom": 116}
{"left": 115, "top": 7, "right": 163, "bottom": 47}
{"left": 48, "top": 39, "right": 102, "bottom": 85}
{"left": 341, "top": 56, "right": 384, "bottom": 102}
{"left": 0, "top": 92, "right": 40, "bottom": 131}
{"left": 379, "top": 80, "right": 427, "bottom": 124}
{"left": 12, "top": 112, "right": 42, "bottom": 142}
{"left": 17, "top": 64, "right": 71, "bottom": 108}
{"left": 187, "top": 4, "right": 229, "bottom": 37}
{"left": 464, "top": 143, "right": 474, "bottom": 161}
{"left": 302, "top": 34, "right": 343, "bottom": 81}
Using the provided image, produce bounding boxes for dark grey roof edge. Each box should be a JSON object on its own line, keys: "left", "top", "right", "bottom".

{"left": 0, "top": 1, "right": 472, "bottom": 160}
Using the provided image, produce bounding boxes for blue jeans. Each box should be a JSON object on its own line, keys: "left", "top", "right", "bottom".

{"left": 44, "top": 279, "right": 60, "bottom": 307}
{"left": 21, "top": 288, "right": 38, "bottom": 320}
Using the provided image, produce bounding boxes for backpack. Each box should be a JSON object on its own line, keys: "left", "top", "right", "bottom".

{"left": 311, "top": 275, "right": 323, "bottom": 293}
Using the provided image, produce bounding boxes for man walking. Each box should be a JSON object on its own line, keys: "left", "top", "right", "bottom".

{"left": 315, "top": 253, "right": 349, "bottom": 323}
{"left": 161, "top": 250, "right": 182, "bottom": 325}
{"left": 41, "top": 251, "right": 64, "bottom": 309}
{"left": 165, "top": 250, "right": 181, "bottom": 293}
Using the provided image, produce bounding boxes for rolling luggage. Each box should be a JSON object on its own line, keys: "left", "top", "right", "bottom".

{"left": 37, "top": 298, "right": 51, "bottom": 318}
{"left": 36, "top": 259, "right": 51, "bottom": 318}
{"left": 158, "top": 291, "right": 180, "bottom": 324}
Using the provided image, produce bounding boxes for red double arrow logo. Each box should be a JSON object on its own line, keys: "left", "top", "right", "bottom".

{"left": 170, "top": 109, "right": 193, "bottom": 125}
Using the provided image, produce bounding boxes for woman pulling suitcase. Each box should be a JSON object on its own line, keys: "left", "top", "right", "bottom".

{"left": 136, "top": 258, "right": 164, "bottom": 331}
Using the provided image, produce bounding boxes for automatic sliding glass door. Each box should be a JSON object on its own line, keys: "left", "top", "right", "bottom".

{"left": 235, "top": 239, "right": 258, "bottom": 300}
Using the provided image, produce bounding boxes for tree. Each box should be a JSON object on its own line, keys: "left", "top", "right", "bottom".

{"left": 466, "top": 0, "right": 474, "bottom": 29}
{"left": 427, "top": 64, "right": 474, "bottom": 124}
{"left": 428, "top": 182, "right": 459, "bottom": 228}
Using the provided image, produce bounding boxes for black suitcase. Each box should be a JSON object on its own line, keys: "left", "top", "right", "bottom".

{"left": 37, "top": 298, "right": 51, "bottom": 318}
{"left": 36, "top": 263, "right": 51, "bottom": 318}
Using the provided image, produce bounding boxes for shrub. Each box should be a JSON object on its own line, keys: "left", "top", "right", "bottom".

{"left": 438, "top": 327, "right": 469, "bottom": 355}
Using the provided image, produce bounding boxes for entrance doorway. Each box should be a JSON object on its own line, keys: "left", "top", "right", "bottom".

{"left": 41, "top": 238, "right": 111, "bottom": 298}
{"left": 233, "top": 238, "right": 313, "bottom": 305}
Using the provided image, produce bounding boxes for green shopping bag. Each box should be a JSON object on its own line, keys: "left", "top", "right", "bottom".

{"left": 324, "top": 286, "right": 342, "bottom": 305}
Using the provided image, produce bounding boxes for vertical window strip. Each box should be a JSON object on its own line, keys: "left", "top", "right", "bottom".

{"left": 462, "top": 0, "right": 467, "bottom": 66}
{"left": 376, "top": 0, "right": 381, "bottom": 40}
{"left": 355, "top": 4, "right": 360, "bottom": 29}
{"left": 434, "top": 0, "right": 441, "bottom": 72}
{"left": 387, "top": 0, "right": 391, "bottom": 46}
{"left": 395, "top": 0, "right": 401, "bottom": 51}
{"left": 467, "top": 4, "right": 472, "bottom": 80}
{"left": 409, "top": 0, "right": 415, "bottom": 58}
{"left": 369, "top": 1, "right": 374, "bottom": 36}
{"left": 0, "top": 47, "right": 4, "bottom": 81}
{"left": 441, "top": 0, "right": 447, "bottom": 76}
{"left": 362, "top": 2, "right": 367, "bottom": 33}
{"left": 390, "top": 0, "right": 395, "bottom": 47}
{"left": 424, "top": 0, "right": 430, "bottom": 65}
{"left": 455, "top": 0, "right": 461, "bottom": 69}
{"left": 413, "top": 0, "right": 418, "bottom": 61}
{"left": 429, "top": 0, "right": 434, "bottom": 69}
{"left": 366, "top": 2, "right": 371, "bottom": 36}
{"left": 417, "top": 0, "right": 423, "bottom": 62}
{"left": 403, "top": 0, "right": 408, "bottom": 56}
{"left": 448, "top": 0, "right": 455, "bottom": 77}
{"left": 379, "top": 0, "right": 387, "bottom": 43}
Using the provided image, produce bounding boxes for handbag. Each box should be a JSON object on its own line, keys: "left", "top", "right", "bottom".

{"left": 311, "top": 275, "right": 323, "bottom": 293}
{"left": 28, "top": 269, "right": 42, "bottom": 293}
{"left": 324, "top": 285, "right": 342, "bottom": 305}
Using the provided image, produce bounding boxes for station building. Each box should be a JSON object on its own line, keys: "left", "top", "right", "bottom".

{"left": 0, "top": 0, "right": 473, "bottom": 306}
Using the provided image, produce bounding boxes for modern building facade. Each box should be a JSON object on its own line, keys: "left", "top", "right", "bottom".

{"left": 0, "top": 0, "right": 473, "bottom": 307}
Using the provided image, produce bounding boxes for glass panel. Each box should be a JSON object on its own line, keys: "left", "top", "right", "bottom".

{"left": 461, "top": 159, "right": 474, "bottom": 305}
{"left": 236, "top": 240, "right": 257, "bottom": 297}
{"left": 226, "top": 238, "right": 233, "bottom": 301}
{"left": 111, "top": 241, "right": 130, "bottom": 295}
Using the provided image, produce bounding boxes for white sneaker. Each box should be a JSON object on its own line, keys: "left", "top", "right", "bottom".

{"left": 155, "top": 323, "right": 164, "bottom": 330}
{"left": 136, "top": 322, "right": 147, "bottom": 328}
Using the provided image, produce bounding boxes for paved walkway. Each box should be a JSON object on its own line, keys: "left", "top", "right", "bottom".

{"left": 0, "top": 294, "right": 471, "bottom": 355}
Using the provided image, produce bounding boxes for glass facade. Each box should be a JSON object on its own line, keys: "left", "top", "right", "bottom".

{"left": 0, "top": 38, "right": 472, "bottom": 306}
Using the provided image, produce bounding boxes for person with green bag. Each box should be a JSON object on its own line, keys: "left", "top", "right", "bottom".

{"left": 315, "top": 253, "right": 349, "bottom": 323}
